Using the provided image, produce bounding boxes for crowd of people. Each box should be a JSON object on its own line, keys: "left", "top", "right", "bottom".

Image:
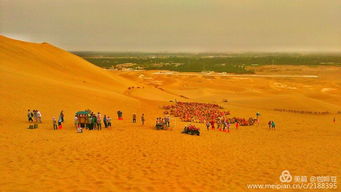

{"left": 74, "top": 111, "right": 112, "bottom": 132}
{"left": 25, "top": 101, "right": 285, "bottom": 134}
{"left": 26, "top": 108, "right": 147, "bottom": 132}
{"left": 163, "top": 102, "right": 229, "bottom": 123}
{"left": 155, "top": 116, "right": 170, "bottom": 130}
{"left": 27, "top": 109, "right": 42, "bottom": 123}
{"left": 163, "top": 102, "right": 257, "bottom": 133}
{"left": 205, "top": 117, "right": 257, "bottom": 131}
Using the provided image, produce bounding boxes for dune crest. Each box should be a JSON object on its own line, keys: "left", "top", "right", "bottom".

{"left": 0, "top": 35, "right": 148, "bottom": 126}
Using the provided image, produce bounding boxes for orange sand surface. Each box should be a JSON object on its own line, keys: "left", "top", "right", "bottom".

{"left": 1, "top": 35, "right": 341, "bottom": 192}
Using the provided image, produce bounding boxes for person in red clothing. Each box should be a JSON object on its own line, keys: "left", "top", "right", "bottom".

{"left": 210, "top": 120, "right": 215, "bottom": 130}
{"left": 235, "top": 122, "right": 239, "bottom": 129}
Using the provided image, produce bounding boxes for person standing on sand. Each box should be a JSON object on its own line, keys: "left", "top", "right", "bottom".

{"left": 97, "top": 118, "right": 102, "bottom": 130}
{"left": 164, "top": 116, "right": 170, "bottom": 127}
{"left": 88, "top": 115, "right": 94, "bottom": 130}
{"left": 37, "top": 110, "right": 42, "bottom": 123}
{"left": 205, "top": 121, "right": 210, "bottom": 131}
{"left": 210, "top": 120, "right": 215, "bottom": 130}
{"left": 27, "top": 109, "right": 33, "bottom": 122}
{"left": 333, "top": 117, "right": 336, "bottom": 123}
{"left": 92, "top": 115, "right": 97, "bottom": 130}
{"left": 74, "top": 115, "right": 78, "bottom": 128}
{"left": 117, "top": 110, "right": 123, "bottom": 120}
{"left": 141, "top": 114, "right": 145, "bottom": 125}
{"left": 268, "top": 121, "right": 272, "bottom": 129}
{"left": 107, "top": 116, "right": 112, "bottom": 127}
{"left": 222, "top": 119, "right": 227, "bottom": 132}
{"left": 33, "top": 110, "right": 38, "bottom": 122}
{"left": 59, "top": 110, "right": 64, "bottom": 123}
{"left": 87, "top": 115, "right": 91, "bottom": 130}
{"left": 103, "top": 115, "right": 107, "bottom": 128}
{"left": 58, "top": 116, "right": 63, "bottom": 129}
{"left": 97, "top": 113, "right": 102, "bottom": 130}
{"left": 271, "top": 121, "right": 276, "bottom": 130}
{"left": 57, "top": 111, "right": 64, "bottom": 129}
{"left": 132, "top": 114, "right": 137, "bottom": 123}
{"left": 235, "top": 122, "right": 239, "bottom": 130}
{"left": 217, "top": 118, "right": 221, "bottom": 131}
{"left": 52, "top": 117, "right": 57, "bottom": 130}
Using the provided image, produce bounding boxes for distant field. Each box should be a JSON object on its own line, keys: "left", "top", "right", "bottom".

{"left": 73, "top": 52, "right": 341, "bottom": 74}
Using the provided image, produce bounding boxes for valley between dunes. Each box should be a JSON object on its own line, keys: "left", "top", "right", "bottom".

{"left": 0, "top": 35, "right": 340, "bottom": 192}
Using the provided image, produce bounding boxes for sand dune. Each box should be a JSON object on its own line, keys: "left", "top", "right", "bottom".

{"left": 1, "top": 36, "right": 341, "bottom": 192}
{"left": 0, "top": 36, "right": 174, "bottom": 124}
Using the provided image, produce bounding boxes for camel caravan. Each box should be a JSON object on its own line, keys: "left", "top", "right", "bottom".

{"left": 274, "top": 108, "right": 330, "bottom": 115}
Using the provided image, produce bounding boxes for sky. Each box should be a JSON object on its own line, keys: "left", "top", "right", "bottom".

{"left": 1, "top": 0, "right": 341, "bottom": 52}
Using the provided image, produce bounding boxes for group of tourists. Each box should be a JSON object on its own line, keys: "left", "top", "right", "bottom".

{"left": 26, "top": 108, "right": 148, "bottom": 132}
{"left": 27, "top": 109, "right": 64, "bottom": 130}
{"left": 163, "top": 102, "right": 229, "bottom": 123}
{"left": 26, "top": 101, "right": 285, "bottom": 134}
{"left": 268, "top": 120, "right": 276, "bottom": 130}
{"left": 52, "top": 111, "right": 64, "bottom": 130}
{"left": 206, "top": 117, "right": 257, "bottom": 131}
{"left": 27, "top": 109, "right": 42, "bottom": 123}
{"left": 163, "top": 102, "right": 257, "bottom": 134}
{"left": 205, "top": 119, "right": 233, "bottom": 132}
{"left": 74, "top": 111, "right": 112, "bottom": 132}
{"left": 155, "top": 116, "right": 170, "bottom": 130}
{"left": 132, "top": 113, "right": 145, "bottom": 125}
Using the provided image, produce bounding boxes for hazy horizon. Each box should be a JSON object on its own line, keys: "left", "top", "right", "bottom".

{"left": 1, "top": 0, "right": 341, "bottom": 52}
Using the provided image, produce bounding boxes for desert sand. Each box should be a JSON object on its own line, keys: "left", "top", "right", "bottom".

{"left": 0, "top": 35, "right": 340, "bottom": 192}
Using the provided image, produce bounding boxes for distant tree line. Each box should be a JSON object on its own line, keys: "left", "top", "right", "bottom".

{"left": 73, "top": 52, "right": 341, "bottom": 74}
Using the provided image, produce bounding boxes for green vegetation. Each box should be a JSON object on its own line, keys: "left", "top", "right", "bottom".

{"left": 73, "top": 52, "right": 341, "bottom": 74}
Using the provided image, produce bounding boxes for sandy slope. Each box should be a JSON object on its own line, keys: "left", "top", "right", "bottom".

{"left": 1, "top": 36, "right": 341, "bottom": 192}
